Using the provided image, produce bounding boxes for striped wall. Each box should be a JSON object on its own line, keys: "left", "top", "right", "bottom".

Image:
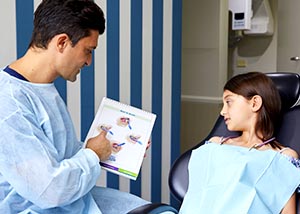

{"left": 0, "top": 0, "right": 182, "bottom": 207}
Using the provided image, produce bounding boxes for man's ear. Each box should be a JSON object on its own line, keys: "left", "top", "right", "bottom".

{"left": 56, "top": 34, "right": 70, "bottom": 53}
{"left": 251, "top": 95, "right": 263, "bottom": 112}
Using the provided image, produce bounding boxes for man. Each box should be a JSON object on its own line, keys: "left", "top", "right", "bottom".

{"left": 0, "top": 0, "right": 148, "bottom": 213}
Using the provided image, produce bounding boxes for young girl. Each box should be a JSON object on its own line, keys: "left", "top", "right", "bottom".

{"left": 179, "top": 72, "right": 300, "bottom": 214}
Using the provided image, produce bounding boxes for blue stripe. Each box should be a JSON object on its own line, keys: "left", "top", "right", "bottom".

{"left": 151, "top": 0, "right": 163, "bottom": 202}
{"left": 80, "top": 54, "right": 95, "bottom": 141}
{"left": 106, "top": 0, "right": 120, "bottom": 189}
{"left": 54, "top": 78, "right": 67, "bottom": 103}
{"left": 170, "top": 0, "right": 182, "bottom": 209}
{"left": 15, "top": 0, "right": 33, "bottom": 58}
{"left": 130, "top": 0, "right": 143, "bottom": 196}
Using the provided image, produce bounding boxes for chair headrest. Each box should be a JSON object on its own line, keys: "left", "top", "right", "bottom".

{"left": 266, "top": 72, "right": 300, "bottom": 110}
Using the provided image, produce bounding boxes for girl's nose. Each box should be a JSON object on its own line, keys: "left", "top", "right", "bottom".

{"left": 220, "top": 106, "right": 226, "bottom": 116}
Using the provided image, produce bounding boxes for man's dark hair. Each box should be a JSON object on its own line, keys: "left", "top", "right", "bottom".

{"left": 29, "top": 0, "right": 105, "bottom": 49}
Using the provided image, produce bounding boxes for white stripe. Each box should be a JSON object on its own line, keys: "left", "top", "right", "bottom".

{"left": 161, "top": 0, "right": 173, "bottom": 204}
{"left": 0, "top": 1, "right": 16, "bottom": 68}
{"left": 94, "top": 0, "right": 108, "bottom": 106}
{"left": 141, "top": 0, "right": 153, "bottom": 201}
{"left": 119, "top": 0, "right": 131, "bottom": 192}
{"left": 67, "top": 78, "right": 81, "bottom": 140}
{"left": 34, "top": 0, "right": 42, "bottom": 11}
{"left": 94, "top": 0, "right": 107, "bottom": 187}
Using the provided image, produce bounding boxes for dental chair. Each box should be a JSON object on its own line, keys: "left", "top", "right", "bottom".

{"left": 129, "top": 72, "right": 300, "bottom": 214}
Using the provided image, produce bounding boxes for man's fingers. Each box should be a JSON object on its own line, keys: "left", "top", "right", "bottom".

{"left": 99, "top": 130, "right": 108, "bottom": 137}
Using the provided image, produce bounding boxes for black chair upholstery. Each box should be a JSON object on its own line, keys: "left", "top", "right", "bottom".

{"left": 129, "top": 72, "right": 300, "bottom": 213}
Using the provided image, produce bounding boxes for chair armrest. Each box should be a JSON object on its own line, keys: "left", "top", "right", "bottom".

{"left": 127, "top": 203, "right": 178, "bottom": 214}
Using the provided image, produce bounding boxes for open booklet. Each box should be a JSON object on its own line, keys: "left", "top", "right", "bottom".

{"left": 85, "top": 97, "right": 156, "bottom": 180}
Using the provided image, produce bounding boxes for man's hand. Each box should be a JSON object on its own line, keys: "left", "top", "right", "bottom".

{"left": 86, "top": 131, "right": 112, "bottom": 161}
{"left": 144, "top": 140, "right": 151, "bottom": 157}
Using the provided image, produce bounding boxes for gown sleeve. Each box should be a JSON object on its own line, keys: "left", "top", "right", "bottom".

{"left": 0, "top": 108, "right": 101, "bottom": 209}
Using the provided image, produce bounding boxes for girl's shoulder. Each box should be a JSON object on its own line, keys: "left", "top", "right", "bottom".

{"left": 279, "top": 147, "right": 300, "bottom": 168}
{"left": 207, "top": 136, "right": 233, "bottom": 144}
{"left": 279, "top": 147, "right": 299, "bottom": 159}
{"left": 208, "top": 136, "right": 221, "bottom": 143}
{"left": 207, "top": 136, "right": 222, "bottom": 144}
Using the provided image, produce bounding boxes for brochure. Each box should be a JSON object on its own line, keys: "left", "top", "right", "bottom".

{"left": 85, "top": 97, "right": 156, "bottom": 180}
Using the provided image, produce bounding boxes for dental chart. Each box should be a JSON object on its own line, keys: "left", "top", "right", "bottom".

{"left": 85, "top": 97, "right": 156, "bottom": 180}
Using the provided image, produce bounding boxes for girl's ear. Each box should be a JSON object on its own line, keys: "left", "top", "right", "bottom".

{"left": 251, "top": 95, "right": 263, "bottom": 112}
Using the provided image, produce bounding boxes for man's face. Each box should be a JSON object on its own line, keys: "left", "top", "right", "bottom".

{"left": 58, "top": 30, "right": 99, "bottom": 82}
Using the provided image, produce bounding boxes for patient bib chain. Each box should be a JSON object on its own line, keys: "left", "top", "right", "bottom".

{"left": 219, "top": 136, "right": 276, "bottom": 151}
{"left": 249, "top": 137, "right": 276, "bottom": 151}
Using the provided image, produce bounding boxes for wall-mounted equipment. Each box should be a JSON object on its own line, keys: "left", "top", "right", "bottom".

{"left": 229, "top": 0, "right": 274, "bottom": 36}
{"left": 244, "top": 0, "right": 273, "bottom": 35}
{"left": 229, "top": 0, "right": 252, "bottom": 30}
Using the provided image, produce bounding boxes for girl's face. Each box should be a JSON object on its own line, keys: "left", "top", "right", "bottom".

{"left": 220, "top": 90, "right": 255, "bottom": 131}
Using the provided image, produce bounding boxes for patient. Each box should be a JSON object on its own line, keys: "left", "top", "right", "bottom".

{"left": 179, "top": 72, "right": 300, "bottom": 214}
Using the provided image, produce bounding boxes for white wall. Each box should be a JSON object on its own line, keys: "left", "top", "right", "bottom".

{"left": 0, "top": 1, "right": 16, "bottom": 68}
